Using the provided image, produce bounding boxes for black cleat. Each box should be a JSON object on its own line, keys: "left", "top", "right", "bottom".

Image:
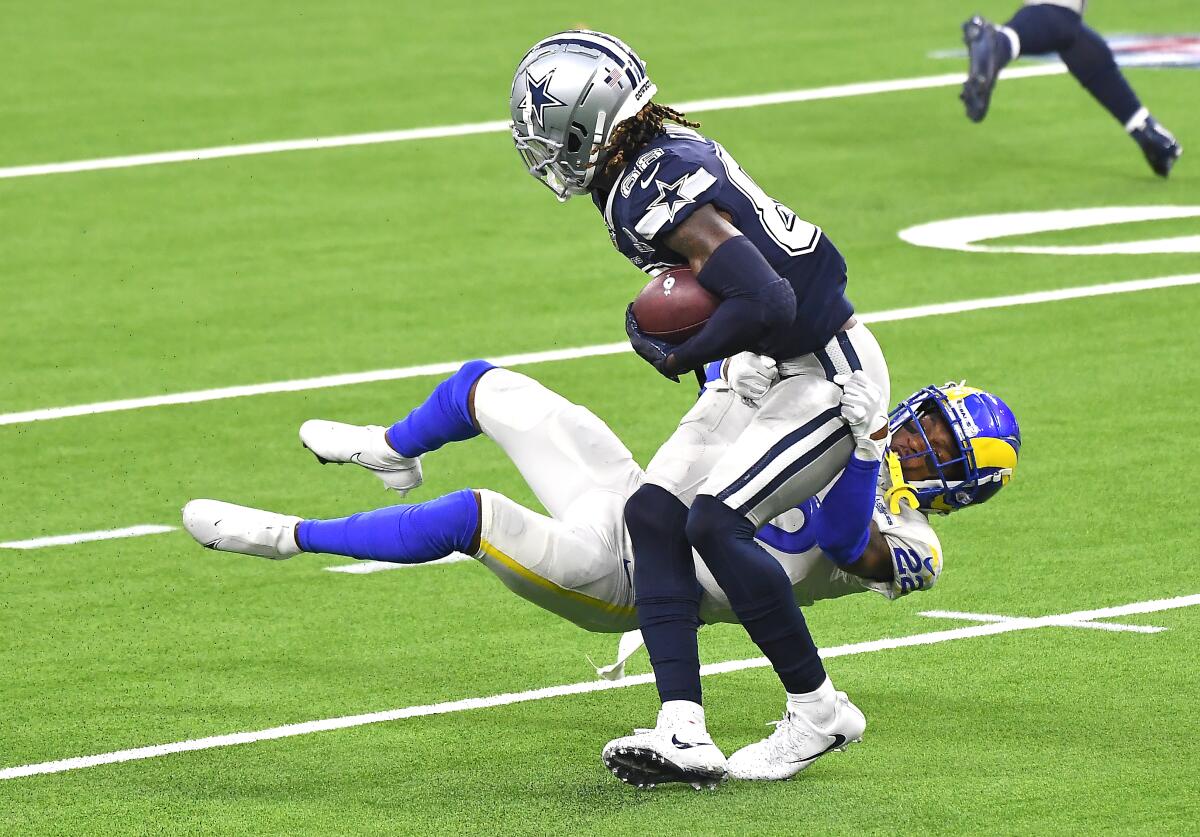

{"left": 961, "top": 15, "right": 1007, "bottom": 123}
{"left": 1131, "top": 117, "right": 1183, "bottom": 178}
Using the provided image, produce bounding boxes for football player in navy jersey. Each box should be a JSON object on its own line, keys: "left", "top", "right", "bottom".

{"left": 961, "top": 1, "right": 1182, "bottom": 177}
{"left": 509, "top": 31, "right": 892, "bottom": 786}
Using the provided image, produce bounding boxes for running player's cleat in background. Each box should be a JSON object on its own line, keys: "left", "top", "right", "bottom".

{"left": 961, "top": 15, "right": 1006, "bottom": 123}
{"left": 1131, "top": 117, "right": 1183, "bottom": 178}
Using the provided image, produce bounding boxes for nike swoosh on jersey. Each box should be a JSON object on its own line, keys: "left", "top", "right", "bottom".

{"left": 787, "top": 733, "right": 847, "bottom": 764}
{"left": 639, "top": 163, "right": 661, "bottom": 189}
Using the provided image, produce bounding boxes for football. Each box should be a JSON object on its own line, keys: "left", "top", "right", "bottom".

{"left": 630, "top": 266, "right": 719, "bottom": 343}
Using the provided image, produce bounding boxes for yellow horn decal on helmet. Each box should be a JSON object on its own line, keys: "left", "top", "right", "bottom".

{"left": 970, "top": 437, "right": 1019, "bottom": 474}
{"left": 883, "top": 451, "right": 919, "bottom": 514}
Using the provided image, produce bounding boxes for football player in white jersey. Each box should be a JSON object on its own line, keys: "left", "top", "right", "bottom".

{"left": 961, "top": 1, "right": 1182, "bottom": 176}
{"left": 183, "top": 359, "right": 1021, "bottom": 784}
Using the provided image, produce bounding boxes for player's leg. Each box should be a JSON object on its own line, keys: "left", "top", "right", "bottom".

{"left": 182, "top": 491, "right": 479, "bottom": 563}
{"left": 301, "top": 362, "right": 644, "bottom": 520}
{"left": 960, "top": 1, "right": 1082, "bottom": 122}
{"left": 688, "top": 325, "right": 886, "bottom": 780}
{"left": 182, "top": 489, "right": 636, "bottom": 633}
{"left": 962, "top": 2, "right": 1183, "bottom": 174}
{"left": 471, "top": 367, "right": 644, "bottom": 519}
{"left": 603, "top": 387, "right": 754, "bottom": 787}
{"left": 298, "top": 359, "right": 497, "bottom": 492}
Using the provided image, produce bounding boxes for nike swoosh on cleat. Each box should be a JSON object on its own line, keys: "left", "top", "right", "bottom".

{"left": 349, "top": 452, "right": 408, "bottom": 473}
{"left": 671, "top": 734, "right": 712, "bottom": 750}
{"left": 787, "top": 733, "right": 847, "bottom": 764}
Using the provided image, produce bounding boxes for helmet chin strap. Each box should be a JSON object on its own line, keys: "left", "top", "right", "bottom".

{"left": 883, "top": 451, "right": 919, "bottom": 514}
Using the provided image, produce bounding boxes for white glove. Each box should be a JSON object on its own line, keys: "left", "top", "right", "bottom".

{"left": 833, "top": 371, "right": 889, "bottom": 460}
{"left": 723, "top": 353, "right": 778, "bottom": 403}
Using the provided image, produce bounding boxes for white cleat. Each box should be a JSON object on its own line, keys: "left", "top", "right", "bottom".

{"left": 726, "top": 692, "right": 866, "bottom": 781}
{"left": 298, "top": 420, "right": 423, "bottom": 495}
{"left": 602, "top": 707, "right": 727, "bottom": 789}
{"left": 181, "top": 499, "right": 302, "bottom": 560}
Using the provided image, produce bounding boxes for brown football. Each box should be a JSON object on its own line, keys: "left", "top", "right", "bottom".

{"left": 630, "top": 266, "right": 719, "bottom": 343}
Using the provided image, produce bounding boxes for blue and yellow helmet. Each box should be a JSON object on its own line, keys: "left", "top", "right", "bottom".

{"left": 887, "top": 382, "right": 1021, "bottom": 514}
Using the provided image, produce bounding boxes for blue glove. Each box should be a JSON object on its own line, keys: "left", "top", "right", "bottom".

{"left": 625, "top": 304, "right": 680, "bottom": 382}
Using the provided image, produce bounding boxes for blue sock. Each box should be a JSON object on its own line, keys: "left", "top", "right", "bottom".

{"left": 295, "top": 490, "right": 479, "bottom": 563}
{"left": 384, "top": 360, "right": 495, "bottom": 458}
{"left": 626, "top": 484, "right": 703, "bottom": 705}
{"left": 687, "top": 495, "right": 826, "bottom": 694}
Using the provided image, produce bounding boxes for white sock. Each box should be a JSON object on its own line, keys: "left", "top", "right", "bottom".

{"left": 786, "top": 677, "right": 836, "bottom": 724}
{"left": 999, "top": 25, "right": 1021, "bottom": 60}
{"left": 1125, "top": 107, "right": 1151, "bottom": 133}
{"left": 660, "top": 699, "right": 706, "bottom": 729}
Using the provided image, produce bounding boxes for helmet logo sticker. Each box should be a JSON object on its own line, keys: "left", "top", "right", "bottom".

{"left": 522, "top": 70, "right": 567, "bottom": 128}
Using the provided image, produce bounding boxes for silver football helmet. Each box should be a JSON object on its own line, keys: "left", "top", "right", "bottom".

{"left": 510, "top": 31, "right": 657, "bottom": 201}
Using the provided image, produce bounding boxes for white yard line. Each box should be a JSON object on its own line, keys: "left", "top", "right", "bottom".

{"left": 3, "top": 272, "right": 1196, "bottom": 429}
{"left": 1, "top": 591, "right": 1194, "bottom": 781}
{"left": 919, "top": 609, "right": 1166, "bottom": 634}
{"left": 0, "top": 525, "right": 176, "bottom": 550}
{"left": 0, "top": 65, "right": 1067, "bottom": 181}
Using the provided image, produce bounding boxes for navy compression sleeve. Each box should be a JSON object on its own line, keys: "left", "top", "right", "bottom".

{"left": 812, "top": 454, "right": 882, "bottom": 566}
{"left": 668, "top": 236, "right": 795, "bottom": 372}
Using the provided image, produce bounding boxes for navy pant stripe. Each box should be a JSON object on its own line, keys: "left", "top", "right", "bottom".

{"left": 836, "top": 332, "right": 863, "bottom": 372}
{"left": 715, "top": 407, "right": 842, "bottom": 503}
{"left": 736, "top": 424, "right": 851, "bottom": 516}
{"left": 816, "top": 349, "right": 837, "bottom": 381}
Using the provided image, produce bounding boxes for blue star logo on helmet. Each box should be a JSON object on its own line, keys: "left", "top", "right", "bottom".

{"left": 522, "top": 70, "right": 567, "bottom": 128}
{"left": 647, "top": 175, "right": 695, "bottom": 223}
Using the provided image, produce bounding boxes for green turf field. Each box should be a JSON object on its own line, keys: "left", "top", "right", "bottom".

{"left": 2, "top": 1, "right": 1198, "bottom": 833}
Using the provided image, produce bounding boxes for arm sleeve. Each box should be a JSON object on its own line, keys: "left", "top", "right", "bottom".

{"left": 811, "top": 454, "right": 882, "bottom": 567}
{"left": 667, "top": 236, "right": 796, "bottom": 371}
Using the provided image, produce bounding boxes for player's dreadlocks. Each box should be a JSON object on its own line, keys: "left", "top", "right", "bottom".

{"left": 601, "top": 102, "right": 700, "bottom": 180}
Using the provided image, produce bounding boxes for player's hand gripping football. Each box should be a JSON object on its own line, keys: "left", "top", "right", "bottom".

{"left": 834, "top": 371, "right": 889, "bottom": 461}
{"left": 723, "top": 352, "right": 778, "bottom": 404}
{"left": 625, "top": 304, "right": 680, "bottom": 382}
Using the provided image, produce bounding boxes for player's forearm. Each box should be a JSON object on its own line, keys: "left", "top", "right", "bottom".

{"left": 668, "top": 236, "right": 795, "bottom": 370}
{"left": 813, "top": 454, "right": 882, "bottom": 566}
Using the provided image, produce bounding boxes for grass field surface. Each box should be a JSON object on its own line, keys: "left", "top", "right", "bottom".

{"left": 2, "top": 1, "right": 1197, "bottom": 833}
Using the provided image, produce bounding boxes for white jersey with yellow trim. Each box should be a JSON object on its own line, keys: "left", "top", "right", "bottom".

{"left": 467, "top": 367, "right": 942, "bottom": 635}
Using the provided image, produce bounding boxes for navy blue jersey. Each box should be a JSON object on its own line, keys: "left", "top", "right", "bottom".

{"left": 593, "top": 126, "right": 853, "bottom": 358}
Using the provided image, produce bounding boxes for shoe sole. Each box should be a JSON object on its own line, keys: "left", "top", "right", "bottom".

{"left": 603, "top": 746, "right": 726, "bottom": 790}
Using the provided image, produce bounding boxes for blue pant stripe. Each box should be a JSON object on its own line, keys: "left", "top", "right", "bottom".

{"left": 735, "top": 424, "right": 851, "bottom": 516}
{"left": 836, "top": 332, "right": 863, "bottom": 372}
{"left": 715, "top": 407, "right": 842, "bottom": 503}
{"left": 816, "top": 349, "right": 837, "bottom": 381}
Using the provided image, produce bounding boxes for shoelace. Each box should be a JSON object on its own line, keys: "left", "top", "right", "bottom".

{"left": 761, "top": 715, "right": 814, "bottom": 760}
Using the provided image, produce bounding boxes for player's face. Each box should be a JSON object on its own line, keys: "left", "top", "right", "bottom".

{"left": 891, "top": 410, "right": 965, "bottom": 482}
